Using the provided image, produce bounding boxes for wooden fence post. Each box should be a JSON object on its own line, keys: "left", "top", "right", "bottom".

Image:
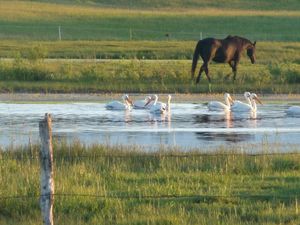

{"left": 58, "top": 26, "right": 62, "bottom": 41}
{"left": 39, "top": 113, "right": 54, "bottom": 225}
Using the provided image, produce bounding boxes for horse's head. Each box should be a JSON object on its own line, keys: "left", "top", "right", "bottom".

{"left": 247, "top": 41, "right": 256, "bottom": 64}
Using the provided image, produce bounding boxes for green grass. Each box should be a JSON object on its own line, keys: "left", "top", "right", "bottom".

{"left": 0, "top": 1, "right": 300, "bottom": 41}
{"left": 0, "top": 142, "right": 299, "bottom": 224}
{"left": 0, "top": 58, "right": 299, "bottom": 93}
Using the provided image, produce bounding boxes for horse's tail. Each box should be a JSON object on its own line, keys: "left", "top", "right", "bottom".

{"left": 191, "top": 40, "right": 202, "bottom": 79}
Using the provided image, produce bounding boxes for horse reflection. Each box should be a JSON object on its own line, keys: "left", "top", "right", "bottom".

{"left": 194, "top": 111, "right": 232, "bottom": 128}
{"left": 194, "top": 110, "right": 258, "bottom": 143}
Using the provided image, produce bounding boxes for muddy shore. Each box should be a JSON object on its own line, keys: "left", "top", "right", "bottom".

{"left": 0, "top": 93, "right": 299, "bottom": 103}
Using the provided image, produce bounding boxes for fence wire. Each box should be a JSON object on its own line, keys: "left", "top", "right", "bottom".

{"left": 0, "top": 193, "right": 298, "bottom": 201}
{"left": 1, "top": 152, "right": 300, "bottom": 161}
{"left": 1, "top": 25, "right": 300, "bottom": 41}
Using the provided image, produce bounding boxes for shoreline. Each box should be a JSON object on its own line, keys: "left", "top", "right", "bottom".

{"left": 0, "top": 93, "right": 300, "bottom": 103}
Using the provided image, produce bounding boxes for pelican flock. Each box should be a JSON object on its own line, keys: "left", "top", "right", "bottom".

{"left": 105, "top": 93, "right": 264, "bottom": 114}
{"left": 105, "top": 94, "right": 171, "bottom": 114}
{"left": 206, "top": 92, "right": 262, "bottom": 113}
{"left": 103, "top": 92, "right": 300, "bottom": 119}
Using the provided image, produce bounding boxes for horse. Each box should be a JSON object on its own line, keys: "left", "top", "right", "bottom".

{"left": 191, "top": 35, "right": 256, "bottom": 88}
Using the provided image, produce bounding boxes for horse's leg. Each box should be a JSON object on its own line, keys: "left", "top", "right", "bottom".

{"left": 232, "top": 61, "right": 238, "bottom": 81}
{"left": 196, "top": 63, "right": 205, "bottom": 84}
{"left": 225, "top": 61, "right": 234, "bottom": 80}
{"left": 204, "top": 64, "right": 211, "bottom": 83}
{"left": 231, "top": 54, "right": 241, "bottom": 81}
{"left": 204, "top": 64, "right": 212, "bottom": 92}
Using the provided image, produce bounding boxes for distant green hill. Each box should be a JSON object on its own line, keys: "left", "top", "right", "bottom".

{"left": 0, "top": 1, "right": 300, "bottom": 41}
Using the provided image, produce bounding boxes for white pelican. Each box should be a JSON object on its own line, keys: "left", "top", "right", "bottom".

{"left": 286, "top": 106, "right": 300, "bottom": 116}
{"left": 145, "top": 95, "right": 171, "bottom": 114}
{"left": 233, "top": 92, "right": 251, "bottom": 104}
{"left": 105, "top": 94, "right": 133, "bottom": 110}
{"left": 208, "top": 93, "right": 233, "bottom": 111}
{"left": 230, "top": 92, "right": 251, "bottom": 111}
{"left": 231, "top": 92, "right": 262, "bottom": 112}
{"left": 132, "top": 96, "right": 153, "bottom": 109}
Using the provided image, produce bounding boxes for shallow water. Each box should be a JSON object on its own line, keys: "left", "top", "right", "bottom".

{"left": 0, "top": 102, "right": 299, "bottom": 152}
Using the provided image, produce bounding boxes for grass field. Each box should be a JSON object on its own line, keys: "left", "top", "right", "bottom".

{"left": 0, "top": 1, "right": 300, "bottom": 41}
{"left": 0, "top": 40, "right": 299, "bottom": 94}
{"left": 0, "top": 142, "right": 299, "bottom": 224}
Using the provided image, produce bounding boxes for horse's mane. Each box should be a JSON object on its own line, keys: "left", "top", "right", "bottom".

{"left": 224, "top": 35, "right": 252, "bottom": 45}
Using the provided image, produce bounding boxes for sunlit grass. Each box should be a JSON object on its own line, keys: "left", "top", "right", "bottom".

{"left": 0, "top": 1, "right": 300, "bottom": 41}
{"left": 1, "top": 1, "right": 300, "bottom": 22}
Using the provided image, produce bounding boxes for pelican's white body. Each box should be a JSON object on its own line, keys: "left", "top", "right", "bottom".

{"left": 231, "top": 92, "right": 261, "bottom": 112}
{"left": 133, "top": 96, "right": 154, "bottom": 109}
{"left": 105, "top": 95, "right": 132, "bottom": 110}
{"left": 148, "top": 95, "right": 171, "bottom": 114}
{"left": 286, "top": 106, "right": 300, "bottom": 115}
{"left": 208, "top": 93, "right": 233, "bottom": 111}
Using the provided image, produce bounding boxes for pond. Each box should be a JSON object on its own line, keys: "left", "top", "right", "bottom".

{"left": 0, "top": 98, "right": 299, "bottom": 152}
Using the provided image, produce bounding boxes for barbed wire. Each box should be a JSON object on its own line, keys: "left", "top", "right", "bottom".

{"left": 0, "top": 193, "right": 298, "bottom": 201}
{"left": 0, "top": 25, "right": 299, "bottom": 41}
{"left": 1, "top": 151, "right": 299, "bottom": 161}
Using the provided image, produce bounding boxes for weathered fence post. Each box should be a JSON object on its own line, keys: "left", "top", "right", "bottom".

{"left": 58, "top": 26, "right": 62, "bottom": 41}
{"left": 129, "top": 28, "right": 132, "bottom": 40}
{"left": 39, "top": 113, "right": 54, "bottom": 225}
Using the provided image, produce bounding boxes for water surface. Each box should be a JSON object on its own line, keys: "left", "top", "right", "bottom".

{"left": 0, "top": 102, "right": 299, "bottom": 152}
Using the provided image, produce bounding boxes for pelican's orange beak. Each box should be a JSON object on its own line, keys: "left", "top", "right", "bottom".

{"left": 126, "top": 97, "right": 133, "bottom": 106}
{"left": 144, "top": 98, "right": 152, "bottom": 107}
{"left": 229, "top": 96, "right": 234, "bottom": 105}
{"left": 254, "top": 96, "right": 263, "bottom": 105}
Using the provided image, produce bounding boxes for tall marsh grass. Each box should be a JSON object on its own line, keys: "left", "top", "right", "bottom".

{"left": 0, "top": 58, "right": 299, "bottom": 93}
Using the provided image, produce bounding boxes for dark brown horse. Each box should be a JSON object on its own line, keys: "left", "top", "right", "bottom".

{"left": 191, "top": 35, "right": 256, "bottom": 85}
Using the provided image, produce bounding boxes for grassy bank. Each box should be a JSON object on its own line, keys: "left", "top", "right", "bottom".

{"left": 0, "top": 1, "right": 300, "bottom": 41}
{"left": 0, "top": 58, "right": 299, "bottom": 93}
{"left": 0, "top": 142, "right": 299, "bottom": 224}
